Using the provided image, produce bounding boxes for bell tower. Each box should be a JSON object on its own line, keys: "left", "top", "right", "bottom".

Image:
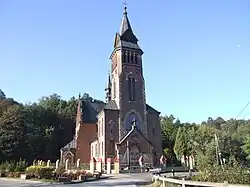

{"left": 110, "top": 7, "right": 147, "bottom": 140}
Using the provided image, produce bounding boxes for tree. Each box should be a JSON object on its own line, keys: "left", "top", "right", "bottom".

{"left": 161, "top": 115, "right": 181, "bottom": 163}
{"left": 174, "top": 126, "right": 189, "bottom": 160}
{"left": 0, "top": 89, "right": 6, "bottom": 100}
{"left": 0, "top": 104, "right": 26, "bottom": 161}
{"left": 241, "top": 135, "right": 250, "bottom": 161}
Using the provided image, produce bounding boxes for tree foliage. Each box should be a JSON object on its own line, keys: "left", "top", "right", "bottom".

{"left": 0, "top": 89, "right": 6, "bottom": 100}
{"left": 0, "top": 92, "right": 96, "bottom": 163}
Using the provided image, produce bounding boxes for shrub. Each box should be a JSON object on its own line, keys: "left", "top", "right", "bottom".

{"left": 25, "top": 165, "right": 54, "bottom": 179}
{"left": 193, "top": 156, "right": 250, "bottom": 184}
{"left": 15, "top": 159, "right": 27, "bottom": 172}
{"left": 37, "top": 167, "right": 54, "bottom": 179}
{"left": 0, "top": 159, "right": 27, "bottom": 173}
{"left": 6, "top": 172, "right": 21, "bottom": 178}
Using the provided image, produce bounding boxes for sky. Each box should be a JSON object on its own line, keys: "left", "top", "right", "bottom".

{"left": 1, "top": 0, "right": 250, "bottom": 123}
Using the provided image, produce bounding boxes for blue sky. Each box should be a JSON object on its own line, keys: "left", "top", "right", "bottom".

{"left": 1, "top": 0, "right": 250, "bottom": 123}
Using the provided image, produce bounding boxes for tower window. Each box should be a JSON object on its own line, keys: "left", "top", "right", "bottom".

{"left": 109, "top": 120, "right": 114, "bottom": 135}
{"left": 125, "top": 51, "right": 128, "bottom": 63}
{"left": 135, "top": 55, "right": 138, "bottom": 64}
{"left": 128, "top": 76, "right": 136, "bottom": 101}
{"left": 122, "top": 51, "right": 125, "bottom": 63}
{"left": 129, "top": 51, "right": 132, "bottom": 63}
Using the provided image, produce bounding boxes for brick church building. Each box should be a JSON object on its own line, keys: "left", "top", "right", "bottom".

{"left": 60, "top": 6, "right": 163, "bottom": 167}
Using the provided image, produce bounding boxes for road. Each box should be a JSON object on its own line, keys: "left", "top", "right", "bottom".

{"left": 0, "top": 174, "right": 152, "bottom": 187}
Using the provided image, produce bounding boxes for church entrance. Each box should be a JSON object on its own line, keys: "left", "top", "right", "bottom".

{"left": 130, "top": 145, "right": 140, "bottom": 167}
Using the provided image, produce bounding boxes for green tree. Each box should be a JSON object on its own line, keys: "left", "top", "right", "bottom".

{"left": 241, "top": 135, "right": 250, "bottom": 161}
{"left": 161, "top": 115, "right": 181, "bottom": 163}
{"left": 174, "top": 126, "right": 190, "bottom": 160}
{"left": 0, "top": 104, "right": 26, "bottom": 161}
{"left": 0, "top": 89, "right": 6, "bottom": 100}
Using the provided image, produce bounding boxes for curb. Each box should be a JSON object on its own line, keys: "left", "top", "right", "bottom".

{"left": 0, "top": 175, "right": 107, "bottom": 185}
{"left": 0, "top": 178, "right": 41, "bottom": 183}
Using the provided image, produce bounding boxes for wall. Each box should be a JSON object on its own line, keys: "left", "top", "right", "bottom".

{"left": 104, "top": 109, "right": 119, "bottom": 160}
{"left": 147, "top": 112, "right": 162, "bottom": 155}
{"left": 76, "top": 122, "right": 97, "bottom": 163}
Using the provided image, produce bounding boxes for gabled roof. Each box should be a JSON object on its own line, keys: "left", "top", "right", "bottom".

{"left": 61, "top": 136, "right": 76, "bottom": 150}
{"left": 117, "top": 125, "right": 153, "bottom": 147}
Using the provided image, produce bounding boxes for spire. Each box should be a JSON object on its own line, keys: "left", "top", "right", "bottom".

{"left": 107, "top": 72, "right": 111, "bottom": 89}
{"left": 105, "top": 72, "right": 111, "bottom": 102}
{"left": 119, "top": 6, "right": 138, "bottom": 44}
{"left": 76, "top": 94, "right": 83, "bottom": 125}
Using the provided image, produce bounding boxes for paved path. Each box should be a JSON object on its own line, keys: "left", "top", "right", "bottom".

{"left": 0, "top": 174, "right": 151, "bottom": 187}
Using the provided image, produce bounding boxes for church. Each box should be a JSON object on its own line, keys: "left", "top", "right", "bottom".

{"left": 60, "top": 6, "right": 163, "bottom": 168}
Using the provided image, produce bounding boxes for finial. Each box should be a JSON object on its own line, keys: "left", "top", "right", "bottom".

{"left": 78, "top": 93, "right": 81, "bottom": 100}
{"left": 122, "top": 0, "right": 128, "bottom": 14}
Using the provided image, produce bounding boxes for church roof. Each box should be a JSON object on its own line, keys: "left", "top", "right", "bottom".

{"left": 117, "top": 124, "right": 154, "bottom": 147}
{"left": 61, "top": 136, "right": 76, "bottom": 150}
{"left": 119, "top": 7, "right": 138, "bottom": 44}
{"left": 78, "top": 101, "right": 159, "bottom": 123}
{"left": 81, "top": 100, "right": 105, "bottom": 123}
{"left": 104, "top": 100, "right": 119, "bottom": 110}
{"left": 146, "top": 104, "right": 161, "bottom": 114}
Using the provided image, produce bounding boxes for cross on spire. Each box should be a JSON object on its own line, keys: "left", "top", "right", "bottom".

{"left": 131, "top": 118, "right": 136, "bottom": 128}
{"left": 122, "top": 0, "right": 128, "bottom": 13}
{"left": 122, "top": 0, "right": 128, "bottom": 6}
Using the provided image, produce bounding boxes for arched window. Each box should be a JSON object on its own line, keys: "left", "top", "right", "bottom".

{"left": 135, "top": 54, "right": 138, "bottom": 64}
{"left": 122, "top": 51, "right": 125, "bottom": 63}
{"left": 125, "top": 51, "right": 128, "bottom": 63}
{"left": 109, "top": 120, "right": 114, "bottom": 136}
{"left": 125, "top": 112, "right": 140, "bottom": 131}
{"left": 129, "top": 51, "right": 132, "bottom": 63}
{"left": 152, "top": 122, "right": 156, "bottom": 135}
{"left": 128, "top": 74, "right": 136, "bottom": 101}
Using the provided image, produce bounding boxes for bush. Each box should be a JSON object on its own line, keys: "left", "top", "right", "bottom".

{"left": 37, "top": 167, "right": 54, "bottom": 179}
{"left": 15, "top": 159, "right": 27, "bottom": 172}
{"left": 193, "top": 156, "right": 250, "bottom": 184}
{"left": 25, "top": 165, "right": 54, "bottom": 179}
{"left": 0, "top": 159, "right": 27, "bottom": 173}
{"left": 6, "top": 172, "right": 21, "bottom": 178}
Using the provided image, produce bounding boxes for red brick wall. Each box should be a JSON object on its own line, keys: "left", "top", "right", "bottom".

{"left": 76, "top": 123, "right": 97, "bottom": 163}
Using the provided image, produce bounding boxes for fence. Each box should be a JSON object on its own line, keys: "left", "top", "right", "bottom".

{"left": 153, "top": 175, "right": 250, "bottom": 187}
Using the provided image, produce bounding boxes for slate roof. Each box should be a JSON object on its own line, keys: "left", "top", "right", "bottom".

{"left": 146, "top": 104, "right": 160, "bottom": 114}
{"left": 104, "top": 100, "right": 119, "bottom": 110}
{"left": 81, "top": 100, "right": 159, "bottom": 123}
{"left": 119, "top": 7, "right": 138, "bottom": 45}
{"left": 81, "top": 100, "right": 105, "bottom": 123}
{"left": 61, "top": 136, "right": 76, "bottom": 150}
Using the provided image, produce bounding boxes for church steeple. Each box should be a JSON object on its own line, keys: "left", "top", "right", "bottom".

{"left": 119, "top": 6, "right": 138, "bottom": 44}
{"left": 76, "top": 93, "right": 84, "bottom": 125}
{"left": 105, "top": 73, "right": 111, "bottom": 102}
